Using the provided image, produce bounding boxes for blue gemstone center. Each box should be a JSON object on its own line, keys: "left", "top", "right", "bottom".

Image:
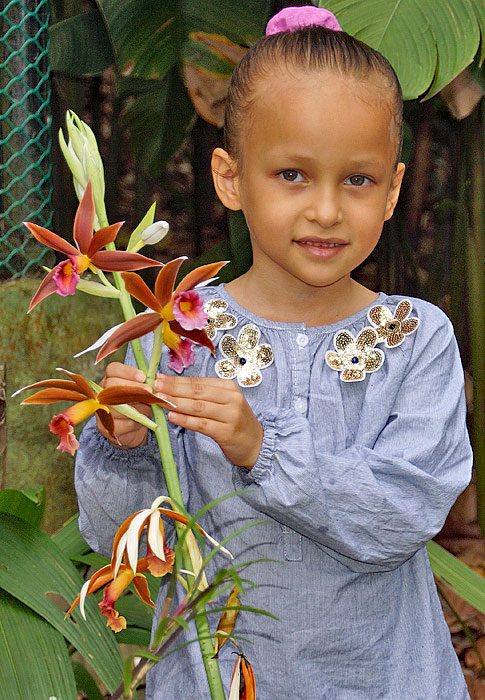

{"left": 351, "top": 356, "right": 359, "bottom": 364}
{"left": 239, "top": 357, "right": 247, "bottom": 365}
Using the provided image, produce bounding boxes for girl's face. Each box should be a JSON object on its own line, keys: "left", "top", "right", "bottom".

{"left": 213, "top": 69, "right": 405, "bottom": 300}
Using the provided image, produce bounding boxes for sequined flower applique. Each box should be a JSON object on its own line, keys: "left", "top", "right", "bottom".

{"left": 215, "top": 324, "right": 273, "bottom": 387}
{"left": 325, "top": 327, "right": 384, "bottom": 382}
{"left": 203, "top": 298, "right": 237, "bottom": 341}
{"left": 367, "top": 300, "right": 419, "bottom": 348}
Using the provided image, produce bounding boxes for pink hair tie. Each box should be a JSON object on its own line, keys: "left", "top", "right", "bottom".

{"left": 265, "top": 6, "right": 342, "bottom": 35}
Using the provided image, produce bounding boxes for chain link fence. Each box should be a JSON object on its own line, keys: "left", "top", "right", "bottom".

{"left": 1, "top": 0, "right": 54, "bottom": 279}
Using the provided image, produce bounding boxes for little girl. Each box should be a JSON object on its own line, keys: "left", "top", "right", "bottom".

{"left": 76, "top": 7, "right": 473, "bottom": 699}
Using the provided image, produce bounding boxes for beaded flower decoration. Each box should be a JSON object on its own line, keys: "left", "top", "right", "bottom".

{"left": 203, "top": 298, "right": 237, "bottom": 341}
{"left": 215, "top": 324, "right": 273, "bottom": 387}
{"left": 325, "top": 327, "right": 384, "bottom": 382}
{"left": 367, "top": 300, "right": 419, "bottom": 348}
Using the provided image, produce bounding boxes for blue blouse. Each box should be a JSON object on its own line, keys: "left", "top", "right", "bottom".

{"left": 75, "top": 286, "right": 472, "bottom": 700}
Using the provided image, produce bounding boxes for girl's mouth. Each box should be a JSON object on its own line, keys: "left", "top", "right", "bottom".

{"left": 294, "top": 238, "right": 348, "bottom": 258}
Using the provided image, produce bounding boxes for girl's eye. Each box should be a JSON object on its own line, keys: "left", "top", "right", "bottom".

{"left": 345, "top": 175, "right": 371, "bottom": 187}
{"left": 278, "top": 170, "right": 304, "bottom": 182}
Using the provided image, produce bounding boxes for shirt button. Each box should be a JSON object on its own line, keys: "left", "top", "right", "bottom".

{"left": 294, "top": 398, "right": 307, "bottom": 414}
{"left": 296, "top": 333, "right": 309, "bottom": 348}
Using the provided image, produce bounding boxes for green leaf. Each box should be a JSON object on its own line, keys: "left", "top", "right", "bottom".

{"left": 0, "top": 487, "right": 45, "bottom": 527}
{"left": 120, "top": 68, "right": 194, "bottom": 178}
{"left": 72, "top": 661, "right": 105, "bottom": 700}
{"left": 322, "top": 0, "right": 481, "bottom": 99}
{"left": 97, "top": 0, "right": 181, "bottom": 79}
{"left": 0, "top": 590, "right": 77, "bottom": 700}
{"left": 51, "top": 512, "right": 91, "bottom": 558}
{"left": 182, "top": 0, "right": 272, "bottom": 45}
{"left": 49, "top": 9, "right": 115, "bottom": 76}
{"left": 0, "top": 513, "right": 123, "bottom": 693}
{"left": 116, "top": 626, "right": 152, "bottom": 646}
{"left": 427, "top": 540, "right": 485, "bottom": 613}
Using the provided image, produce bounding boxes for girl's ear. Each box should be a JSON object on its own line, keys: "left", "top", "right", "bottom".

{"left": 384, "top": 162, "right": 405, "bottom": 221}
{"left": 211, "top": 147, "right": 242, "bottom": 211}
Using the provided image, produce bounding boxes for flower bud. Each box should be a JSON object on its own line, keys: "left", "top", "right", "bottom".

{"left": 141, "top": 220, "right": 169, "bottom": 245}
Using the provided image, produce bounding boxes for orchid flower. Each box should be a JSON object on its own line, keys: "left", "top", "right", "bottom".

{"left": 66, "top": 496, "right": 231, "bottom": 632}
{"left": 14, "top": 368, "right": 172, "bottom": 455}
{"left": 94, "top": 257, "right": 227, "bottom": 372}
{"left": 24, "top": 181, "right": 162, "bottom": 311}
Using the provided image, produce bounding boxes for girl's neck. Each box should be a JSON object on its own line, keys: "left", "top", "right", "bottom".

{"left": 225, "top": 269, "right": 378, "bottom": 327}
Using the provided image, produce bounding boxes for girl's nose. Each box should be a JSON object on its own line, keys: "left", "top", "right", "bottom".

{"left": 304, "top": 186, "right": 343, "bottom": 228}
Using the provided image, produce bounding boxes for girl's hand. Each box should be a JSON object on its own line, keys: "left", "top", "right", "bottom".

{"left": 155, "top": 374, "right": 263, "bottom": 469}
{"left": 97, "top": 362, "right": 152, "bottom": 448}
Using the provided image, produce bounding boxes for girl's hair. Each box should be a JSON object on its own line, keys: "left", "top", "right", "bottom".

{"left": 224, "top": 26, "right": 403, "bottom": 167}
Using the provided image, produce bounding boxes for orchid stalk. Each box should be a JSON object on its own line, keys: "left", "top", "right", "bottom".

{"left": 58, "top": 113, "right": 227, "bottom": 699}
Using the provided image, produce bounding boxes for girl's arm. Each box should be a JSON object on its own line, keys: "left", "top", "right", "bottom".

{"left": 157, "top": 312, "right": 472, "bottom": 573}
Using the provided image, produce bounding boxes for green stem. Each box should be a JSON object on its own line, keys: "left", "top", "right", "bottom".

{"left": 97, "top": 205, "right": 225, "bottom": 699}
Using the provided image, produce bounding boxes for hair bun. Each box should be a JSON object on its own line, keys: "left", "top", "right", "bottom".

{"left": 265, "top": 6, "right": 342, "bottom": 36}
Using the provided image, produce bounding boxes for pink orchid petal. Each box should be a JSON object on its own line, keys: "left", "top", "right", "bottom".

{"left": 87, "top": 222, "right": 124, "bottom": 257}
{"left": 172, "top": 290, "right": 208, "bottom": 331}
{"left": 23, "top": 222, "right": 79, "bottom": 258}
{"left": 91, "top": 250, "right": 162, "bottom": 271}
{"left": 168, "top": 338, "right": 195, "bottom": 373}
{"left": 121, "top": 272, "right": 161, "bottom": 312}
{"left": 53, "top": 258, "right": 80, "bottom": 296}
{"left": 73, "top": 180, "right": 95, "bottom": 254}
{"left": 49, "top": 414, "right": 80, "bottom": 455}
{"left": 96, "top": 312, "right": 161, "bottom": 363}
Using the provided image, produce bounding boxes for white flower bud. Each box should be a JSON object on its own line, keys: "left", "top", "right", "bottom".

{"left": 141, "top": 220, "right": 169, "bottom": 245}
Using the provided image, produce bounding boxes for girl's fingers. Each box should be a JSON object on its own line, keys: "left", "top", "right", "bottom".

{"left": 163, "top": 396, "right": 230, "bottom": 423}
{"left": 167, "top": 411, "right": 227, "bottom": 441}
{"left": 155, "top": 374, "right": 235, "bottom": 403}
{"left": 105, "top": 362, "right": 146, "bottom": 383}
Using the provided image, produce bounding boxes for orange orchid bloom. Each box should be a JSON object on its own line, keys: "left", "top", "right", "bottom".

{"left": 229, "top": 653, "right": 256, "bottom": 700}
{"left": 16, "top": 368, "right": 171, "bottom": 454}
{"left": 24, "top": 181, "right": 162, "bottom": 311}
{"left": 67, "top": 496, "right": 231, "bottom": 632}
{"left": 95, "top": 257, "right": 227, "bottom": 372}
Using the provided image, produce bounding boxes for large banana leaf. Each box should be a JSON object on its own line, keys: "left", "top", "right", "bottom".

{"left": 49, "top": 9, "right": 115, "bottom": 76}
{"left": 0, "top": 590, "right": 77, "bottom": 700}
{"left": 0, "top": 513, "right": 123, "bottom": 693}
{"left": 119, "top": 68, "right": 195, "bottom": 178}
{"left": 97, "top": 0, "right": 181, "bottom": 80}
{"left": 322, "top": 0, "right": 484, "bottom": 99}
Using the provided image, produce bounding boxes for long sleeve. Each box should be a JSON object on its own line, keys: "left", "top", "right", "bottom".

{"left": 233, "top": 309, "right": 472, "bottom": 572}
